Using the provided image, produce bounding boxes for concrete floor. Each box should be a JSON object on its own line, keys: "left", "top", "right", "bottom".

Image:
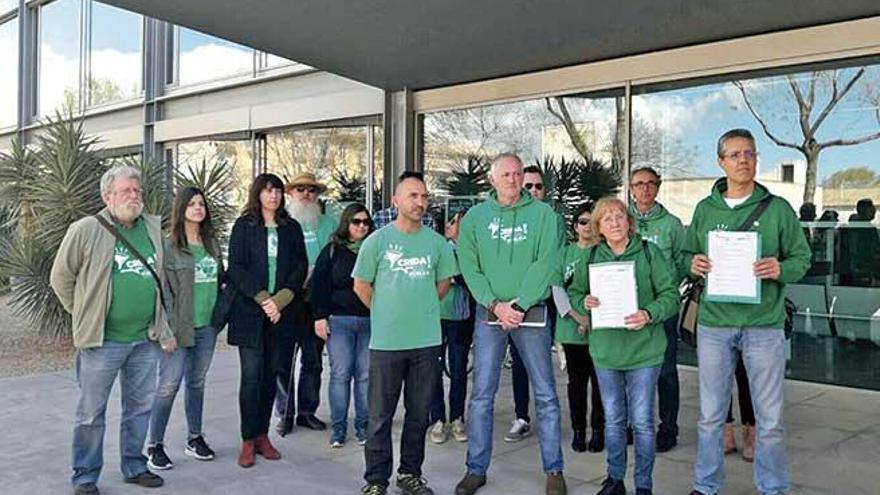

{"left": 3, "top": 349, "right": 878, "bottom": 495}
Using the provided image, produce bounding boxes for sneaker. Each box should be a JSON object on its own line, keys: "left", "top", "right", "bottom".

{"left": 330, "top": 440, "right": 344, "bottom": 448}
{"left": 74, "top": 482, "right": 99, "bottom": 495}
{"left": 396, "top": 473, "right": 434, "bottom": 495}
{"left": 147, "top": 444, "right": 173, "bottom": 471}
{"left": 451, "top": 419, "right": 468, "bottom": 442}
{"left": 430, "top": 420, "right": 448, "bottom": 444}
{"left": 596, "top": 477, "right": 625, "bottom": 495}
{"left": 504, "top": 418, "right": 531, "bottom": 442}
{"left": 655, "top": 428, "right": 677, "bottom": 453}
{"left": 185, "top": 435, "right": 216, "bottom": 460}
{"left": 123, "top": 471, "right": 164, "bottom": 488}
{"left": 356, "top": 434, "right": 367, "bottom": 446}
{"left": 546, "top": 471, "right": 567, "bottom": 495}
{"left": 361, "top": 483, "right": 387, "bottom": 495}
{"left": 455, "top": 473, "right": 486, "bottom": 495}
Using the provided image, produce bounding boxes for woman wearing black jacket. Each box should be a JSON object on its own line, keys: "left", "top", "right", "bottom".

{"left": 311, "top": 203, "right": 373, "bottom": 448}
{"left": 227, "top": 174, "right": 307, "bottom": 468}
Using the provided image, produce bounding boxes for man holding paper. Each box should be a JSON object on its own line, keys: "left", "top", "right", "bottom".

{"left": 684, "top": 129, "right": 811, "bottom": 495}
{"left": 455, "top": 153, "right": 566, "bottom": 495}
{"left": 569, "top": 197, "right": 679, "bottom": 495}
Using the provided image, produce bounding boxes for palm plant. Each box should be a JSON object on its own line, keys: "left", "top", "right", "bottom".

{"left": 437, "top": 154, "right": 491, "bottom": 197}
{"left": 540, "top": 155, "right": 621, "bottom": 227}
{"left": 333, "top": 169, "right": 367, "bottom": 203}
{"left": 175, "top": 158, "right": 237, "bottom": 244}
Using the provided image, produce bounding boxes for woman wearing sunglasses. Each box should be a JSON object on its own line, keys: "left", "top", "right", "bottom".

{"left": 310, "top": 203, "right": 374, "bottom": 447}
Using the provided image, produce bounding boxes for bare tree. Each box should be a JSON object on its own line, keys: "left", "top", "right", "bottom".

{"left": 734, "top": 68, "right": 880, "bottom": 204}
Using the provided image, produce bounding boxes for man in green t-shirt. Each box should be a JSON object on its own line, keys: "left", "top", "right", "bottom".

{"left": 50, "top": 165, "right": 177, "bottom": 495}
{"left": 353, "top": 172, "right": 458, "bottom": 495}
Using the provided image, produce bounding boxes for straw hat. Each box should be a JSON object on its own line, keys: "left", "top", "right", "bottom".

{"left": 286, "top": 172, "right": 327, "bottom": 194}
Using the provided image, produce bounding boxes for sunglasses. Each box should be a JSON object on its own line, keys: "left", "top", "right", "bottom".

{"left": 294, "top": 186, "right": 318, "bottom": 194}
{"left": 350, "top": 218, "right": 371, "bottom": 226}
{"left": 577, "top": 219, "right": 591, "bottom": 226}
{"left": 524, "top": 183, "right": 544, "bottom": 191}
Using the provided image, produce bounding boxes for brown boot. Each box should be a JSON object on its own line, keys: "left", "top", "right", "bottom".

{"left": 546, "top": 472, "right": 567, "bottom": 495}
{"left": 723, "top": 423, "right": 737, "bottom": 454}
{"left": 254, "top": 434, "right": 281, "bottom": 460}
{"left": 238, "top": 440, "right": 256, "bottom": 468}
{"left": 741, "top": 425, "right": 756, "bottom": 462}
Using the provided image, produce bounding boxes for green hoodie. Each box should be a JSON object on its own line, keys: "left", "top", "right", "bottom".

{"left": 682, "top": 179, "right": 811, "bottom": 328}
{"left": 629, "top": 200, "right": 686, "bottom": 282}
{"left": 458, "top": 189, "right": 562, "bottom": 309}
{"left": 555, "top": 242, "right": 590, "bottom": 345}
{"left": 569, "top": 234, "right": 679, "bottom": 369}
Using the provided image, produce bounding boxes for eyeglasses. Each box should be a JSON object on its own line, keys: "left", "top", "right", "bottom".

{"left": 112, "top": 187, "right": 143, "bottom": 197}
{"left": 350, "top": 218, "right": 371, "bottom": 226}
{"left": 524, "top": 183, "right": 544, "bottom": 191}
{"left": 294, "top": 186, "right": 318, "bottom": 194}
{"left": 722, "top": 150, "right": 758, "bottom": 161}
{"left": 577, "top": 219, "right": 591, "bottom": 226}
{"left": 631, "top": 181, "right": 659, "bottom": 189}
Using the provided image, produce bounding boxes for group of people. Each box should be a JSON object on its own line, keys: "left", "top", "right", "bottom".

{"left": 52, "top": 127, "right": 811, "bottom": 495}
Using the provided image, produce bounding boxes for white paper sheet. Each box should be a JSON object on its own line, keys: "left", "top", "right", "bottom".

{"left": 588, "top": 261, "right": 638, "bottom": 329}
{"left": 706, "top": 230, "right": 760, "bottom": 303}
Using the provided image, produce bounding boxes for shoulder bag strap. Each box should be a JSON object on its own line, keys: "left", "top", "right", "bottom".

{"left": 736, "top": 194, "right": 774, "bottom": 232}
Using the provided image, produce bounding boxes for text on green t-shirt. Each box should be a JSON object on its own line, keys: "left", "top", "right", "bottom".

{"left": 191, "top": 244, "right": 218, "bottom": 328}
{"left": 104, "top": 218, "right": 157, "bottom": 343}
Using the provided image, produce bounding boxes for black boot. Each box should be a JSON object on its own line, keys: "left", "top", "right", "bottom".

{"left": 571, "top": 430, "right": 587, "bottom": 452}
{"left": 587, "top": 429, "right": 604, "bottom": 453}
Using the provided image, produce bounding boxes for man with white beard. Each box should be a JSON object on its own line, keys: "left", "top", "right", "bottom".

{"left": 274, "top": 172, "right": 335, "bottom": 435}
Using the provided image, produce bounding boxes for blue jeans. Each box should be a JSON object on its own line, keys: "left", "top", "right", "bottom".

{"left": 466, "top": 306, "right": 563, "bottom": 475}
{"left": 72, "top": 341, "right": 160, "bottom": 487}
{"left": 327, "top": 315, "right": 371, "bottom": 441}
{"left": 595, "top": 366, "right": 661, "bottom": 491}
{"left": 693, "top": 326, "right": 789, "bottom": 495}
{"left": 430, "top": 319, "right": 472, "bottom": 424}
{"left": 149, "top": 327, "right": 217, "bottom": 444}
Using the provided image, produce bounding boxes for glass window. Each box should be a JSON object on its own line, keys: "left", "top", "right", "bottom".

{"left": 632, "top": 62, "right": 880, "bottom": 389}
{"left": 0, "top": 0, "right": 16, "bottom": 16}
{"left": 176, "top": 138, "right": 254, "bottom": 221}
{"left": 264, "top": 52, "right": 295, "bottom": 69}
{"left": 87, "top": 1, "right": 142, "bottom": 107}
{"left": 422, "top": 92, "right": 624, "bottom": 226}
{"left": 176, "top": 27, "right": 253, "bottom": 87}
{"left": 0, "top": 16, "right": 18, "bottom": 128}
{"left": 39, "top": 0, "right": 81, "bottom": 116}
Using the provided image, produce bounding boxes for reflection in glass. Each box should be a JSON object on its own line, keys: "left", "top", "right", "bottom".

{"left": 0, "top": 17, "right": 18, "bottom": 127}
{"left": 39, "top": 0, "right": 81, "bottom": 116}
{"left": 177, "top": 28, "right": 253, "bottom": 87}
{"left": 88, "top": 1, "right": 142, "bottom": 106}
{"left": 0, "top": 0, "right": 16, "bottom": 15}
{"left": 176, "top": 139, "right": 253, "bottom": 219}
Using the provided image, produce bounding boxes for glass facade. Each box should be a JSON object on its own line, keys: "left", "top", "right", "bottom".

{"left": 176, "top": 138, "right": 254, "bottom": 217}
{"left": 0, "top": 13, "right": 17, "bottom": 128}
{"left": 176, "top": 27, "right": 253, "bottom": 87}
{"left": 38, "top": 0, "right": 81, "bottom": 116}
{"left": 87, "top": 1, "right": 142, "bottom": 106}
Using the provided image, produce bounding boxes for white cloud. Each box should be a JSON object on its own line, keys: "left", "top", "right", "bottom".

{"left": 632, "top": 88, "right": 725, "bottom": 137}
{"left": 179, "top": 43, "right": 253, "bottom": 87}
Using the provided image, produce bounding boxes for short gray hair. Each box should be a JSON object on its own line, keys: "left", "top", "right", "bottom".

{"left": 490, "top": 152, "right": 524, "bottom": 176}
{"left": 716, "top": 129, "right": 755, "bottom": 158}
{"left": 100, "top": 165, "right": 142, "bottom": 195}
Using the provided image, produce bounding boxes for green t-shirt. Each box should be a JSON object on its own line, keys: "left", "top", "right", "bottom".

{"left": 267, "top": 227, "right": 278, "bottom": 293}
{"left": 104, "top": 218, "right": 157, "bottom": 343}
{"left": 555, "top": 243, "right": 590, "bottom": 345}
{"left": 191, "top": 245, "right": 218, "bottom": 328}
{"left": 302, "top": 214, "right": 337, "bottom": 267}
{"left": 352, "top": 224, "right": 458, "bottom": 351}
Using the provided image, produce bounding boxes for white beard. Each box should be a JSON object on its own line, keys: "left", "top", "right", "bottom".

{"left": 287, "top": 198, "right": 321, "bottom": 226}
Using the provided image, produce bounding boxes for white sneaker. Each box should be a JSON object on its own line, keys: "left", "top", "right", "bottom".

{"left": 504, "top": 418, "right": 532, "bottom": 442}
{"left": 451, "top": 419, "right": 468, "bottom": 442}
{"left": 330, "top": 440, "right": 344, "bottom": 449}
{"left": 430, "top": 420, "right": 449, "bottom": 444}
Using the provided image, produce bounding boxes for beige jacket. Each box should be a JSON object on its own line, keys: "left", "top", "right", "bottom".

{"left": 50, "top": 208, "right": 175, "bottom": 349}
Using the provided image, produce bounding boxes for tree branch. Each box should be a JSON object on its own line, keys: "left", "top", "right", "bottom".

{"left": 545, "top": 97, "right": 591, "bottom": 160}
{"left": 786, "top": 74, "right": 812, "bottom": 140}
{"left": 810, "top": 68, "right": 865, "bottom": 136}
{"left": 733, "top": 81, "right": 800, "bottom": 151}
{"left": 820, "top": 130, "right": 880, "bottom": 149}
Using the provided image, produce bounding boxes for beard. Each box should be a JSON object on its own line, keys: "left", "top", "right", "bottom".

{"left": 111, "top": 200, "right": 143, "bottom": 224}
{"left": 287, "top": 198, "right": 321, "bottom": 226}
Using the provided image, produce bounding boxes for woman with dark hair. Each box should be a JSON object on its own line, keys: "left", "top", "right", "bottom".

{"left": 147, "top": 187, "right": 222, "bottom": 471}
{"left": 556, "top": 202, "right": 605, "bottom": 454}
{"left": 227, "top": 173, "right": 308, "bottom": 468}
{"left": 311, "top": 203, "right": 374, "bottom": 448}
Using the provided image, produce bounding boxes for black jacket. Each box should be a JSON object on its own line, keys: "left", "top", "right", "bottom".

{"left": 310, "top": 242, "right": 370, "bottom": 320}
{"left": 226, "top": 214, "right": 308, "bottom": 348}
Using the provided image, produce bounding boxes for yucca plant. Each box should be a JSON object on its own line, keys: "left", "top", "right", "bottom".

{"left": 174, "top": 158, "right": 237, "bottom": 244}
{"left": 437, "top": 154, "right": 491, "bottom": 197}
{"left": 333, "top": 169, "right": 367, "bottom": 203}
{"left": 540, "top": 155, "right": 621, "bottom": 229}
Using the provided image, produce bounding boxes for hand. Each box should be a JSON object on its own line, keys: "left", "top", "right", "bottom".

{"left": 261, "top": 299, "right": 280, "bottom": 323}
{"left": 161, "top": 337, "right": 178, "bottom": 354}
{"left": 691, "top": 254, "right": 712, "bottom": 277}
{"left": 753, "top": 257, "right": 780, "bottom": 280}
{"left": 445, "top": 213, "right": 462, "bottom": 241}
{"left": 494, "top": 301, "right": 524, "bottom": 330}
{"left": 583, "top": 295, "right": 601, "bottom": 309}
{"left": 315, "top": 319, "right": 330, "bottom": 341}
{"left": 624, "top": 310, "right": 651, "bottom": 331}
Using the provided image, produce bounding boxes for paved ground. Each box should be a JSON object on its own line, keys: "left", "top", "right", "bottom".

{"left": 3, "top": 348, "right": 878, "bottom": 495}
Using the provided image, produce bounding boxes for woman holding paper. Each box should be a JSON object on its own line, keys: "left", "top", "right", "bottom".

{"left": 569, "top": 197, "right": 679, "bottom": 495}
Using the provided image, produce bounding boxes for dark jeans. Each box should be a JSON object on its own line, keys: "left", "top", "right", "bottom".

{"left": 561, "top": 344, "right": 604, "bottom": 432}
{"left": 238, "top": 321, "right": 292, "bottom": 440}
{"left": 509, "top": 338, "right": 530, "bottom": 422}
{"left": 364, "top": 346, "right": 441, "bottom": 488}
{"left": 275, "top": 307, "right": 324, "bottom": 419}
{"left": 657, "top": 316, "right": 680, "bottom": 434}
{"left": 430, "top": 320, "right": 473, "bottom": 424}
{"left": 726, "top": 355, "right": 755, "bottom": 426}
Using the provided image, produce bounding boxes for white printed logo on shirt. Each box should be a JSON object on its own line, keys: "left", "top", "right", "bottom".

{"left": 194, "top": 256, "right": 218, "bottom": 284}
{"left": 114, "top": 245, "right": 156, "bottom": 278}
{"left": 487, "top": 217, "right": 529, "bottom": 243}
{"left": 384, "top": 243, "right": 434, "bottom": 279}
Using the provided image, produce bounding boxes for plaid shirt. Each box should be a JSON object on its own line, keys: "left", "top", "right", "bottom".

{"left": 372, "top": 207, "right": 437, "bottom": 231}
